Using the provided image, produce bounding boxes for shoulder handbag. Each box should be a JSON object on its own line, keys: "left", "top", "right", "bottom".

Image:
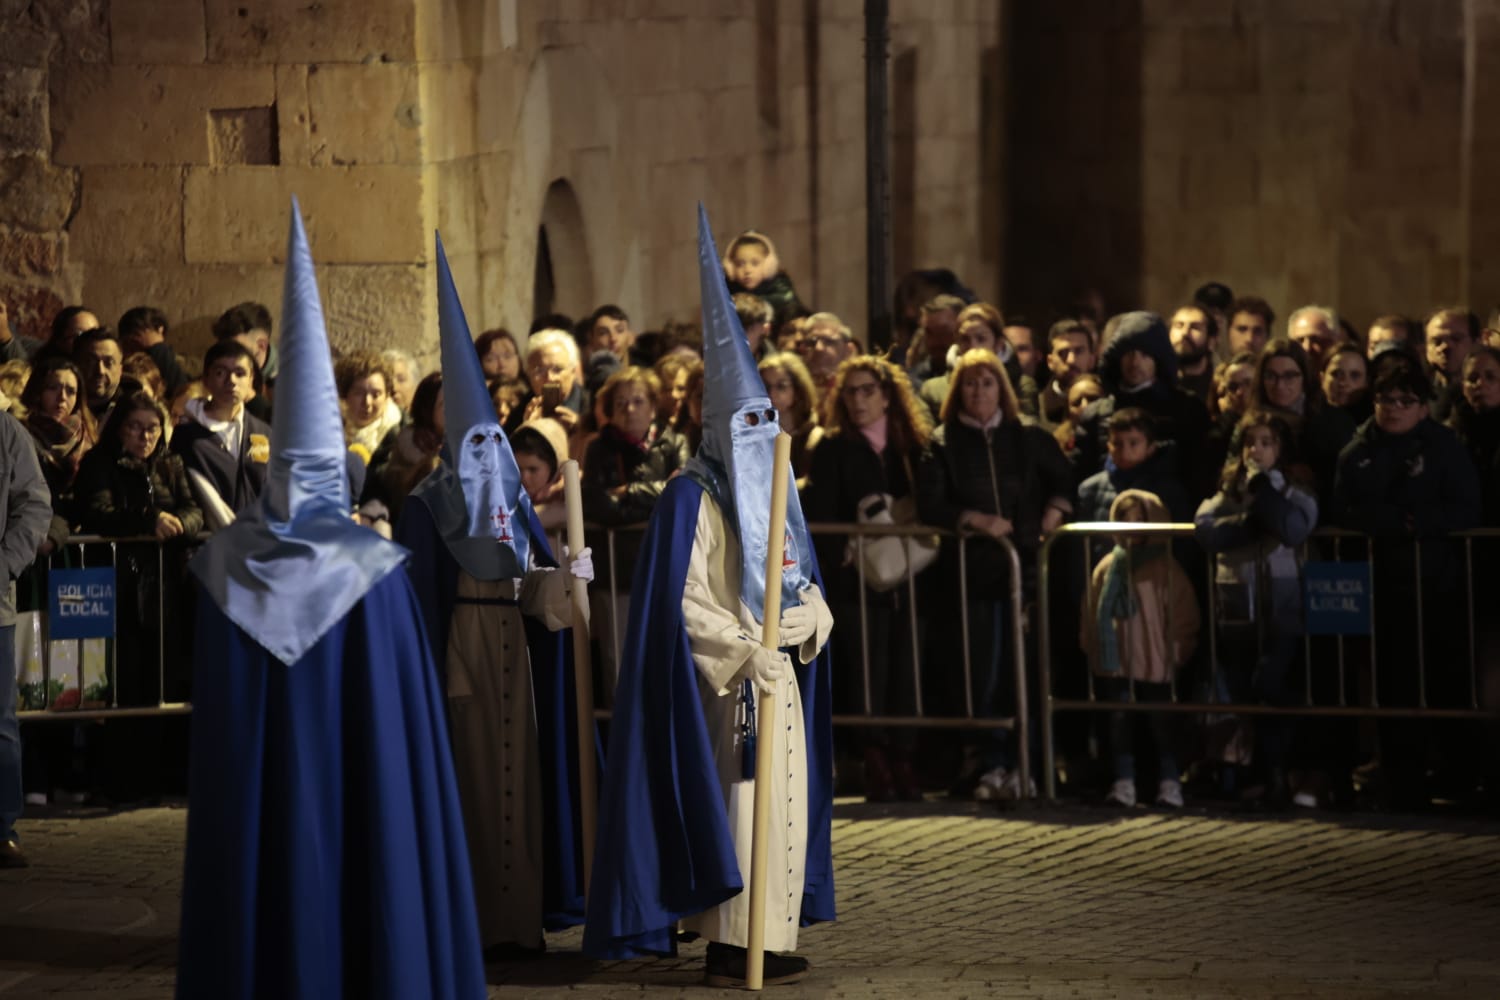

{"left": 850, "top": 455, "right": 940, "bottom": 592}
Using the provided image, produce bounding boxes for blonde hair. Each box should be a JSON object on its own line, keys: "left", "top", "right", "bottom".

{"left": 939, "top": 349, "right": 1020, "bottom": 424}
{"left": 597, "top": 365, "right": 662, "bottom": 420}
{"left": 758, "top": 351, "right": 819, "bottom": 430}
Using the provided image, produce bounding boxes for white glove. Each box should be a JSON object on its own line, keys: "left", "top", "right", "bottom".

{"left": 564, "top": 545, "right": 594, "bottom": 584}
{"left": 744, "top": 646, "right": 791, "bottom": 695}
{"left": 778, "top": 601, "right": 817, "bottom": 648}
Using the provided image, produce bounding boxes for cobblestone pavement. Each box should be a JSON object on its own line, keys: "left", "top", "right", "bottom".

{"left": 2, "top": 797, "right": 1499, "bottom": 998}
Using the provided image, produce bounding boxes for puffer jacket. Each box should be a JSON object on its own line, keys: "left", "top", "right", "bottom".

{"left": 1194, "top": 468, "right": 1317, "bottom": 628}
{"left": 917, "top": 416, "right": 1073, "bottom": 599}
{"left": 74, "top": 439, "right": 204, "bottom": 539}
{"left": 0, "top": 413, "right": 52, "bottom": 625}
{"left": 581, "top": 424, "right": 691, "bottom": 526}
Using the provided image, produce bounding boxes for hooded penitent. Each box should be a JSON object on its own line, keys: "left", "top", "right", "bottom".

{"left": 684, "top": 204, "right": 811, "bottom": 621}
{"left": 188, "top": 199, "right": 405, "bottom": 665}
{"left": 407, "top": 233, "right": 535, "bottom": 580}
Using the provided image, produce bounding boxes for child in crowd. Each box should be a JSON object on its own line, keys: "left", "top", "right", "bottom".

{"left": 721, "top": 229, "right": 809, "bottom": 330}
{"left": 511, "top": 416, "right": 570, "bottom": 533}
{"left": 1053, "top": 373, "right": 1104, "bottom": 462}
{"left": 1082, "top": 489, "right": 1201, "bottom": 807}
{"left": 1194, "top": 411, "right": 1317, "bottom": 806}
{"left": 1077, "top": 407, "right": 1191, "bottom": 524}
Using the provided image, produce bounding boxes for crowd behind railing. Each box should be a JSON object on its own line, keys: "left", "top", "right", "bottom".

{"left": 6, "top": 248, "right": 1500, "bottom": 812}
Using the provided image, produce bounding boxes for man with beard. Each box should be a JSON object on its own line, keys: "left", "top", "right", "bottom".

{"left": 1168, "top": 304, "right": 1217, "bottom": 404}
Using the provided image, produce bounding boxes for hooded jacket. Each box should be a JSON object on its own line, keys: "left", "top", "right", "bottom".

{"left": 721, "top": 229, "right": 809, "bottom": 329}
{"left": 1073, "top": 312, "right": 1210, "bottom": 484}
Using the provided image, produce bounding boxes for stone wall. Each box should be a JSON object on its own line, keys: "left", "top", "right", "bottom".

{"left": 1005, "top": 0, "right": 1498, "bottom": 331}
{"left": 0, "top": 0, "right": 1002, "bottom": 368}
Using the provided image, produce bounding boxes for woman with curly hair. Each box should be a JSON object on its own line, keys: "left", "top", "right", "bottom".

{"left": 805, "top": 355, "right": 933, "bottom": 801}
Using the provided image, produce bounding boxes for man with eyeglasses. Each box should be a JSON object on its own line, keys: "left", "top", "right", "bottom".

{"left": 1334, "top": 351, "right": 1480, "bottom": 810}
{"left": 802, "top": 311, "right": 860, "bottom": 409}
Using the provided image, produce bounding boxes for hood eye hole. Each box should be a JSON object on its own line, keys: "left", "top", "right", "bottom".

{"left": 469, "top": 433, "right": 485, "bottom": 445}
{"left": 766, "top": 409, "right": 777, "bottom": 423}
{"left": 745, "top": 412, "right": 760, "bottom": 426}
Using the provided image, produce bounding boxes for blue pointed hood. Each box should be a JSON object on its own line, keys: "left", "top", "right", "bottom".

{"left": 684, "top": 204, "right": 812, "bottom": 621}
{"left": 406, "top": 232, "right": 532, "bottom": 580}
{"left": 189, "top": 198, "right": 407, "bottom": 665}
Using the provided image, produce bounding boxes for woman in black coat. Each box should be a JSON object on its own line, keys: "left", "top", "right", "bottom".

{"left": 917, "top": 349, "right": 1075, "bottom": 800}
{"left": 804, "top": 355, "right": 933, "bottom": 801}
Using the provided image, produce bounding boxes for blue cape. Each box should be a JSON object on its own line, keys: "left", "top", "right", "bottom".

{"left": 177, "top": 571, "right": 486, "bottom": 1000}
{"left": 396, "top": 495, "right": 592, "bottom": 929}
{"left": 582, "top": 476, "right": 835, "bottom": 959}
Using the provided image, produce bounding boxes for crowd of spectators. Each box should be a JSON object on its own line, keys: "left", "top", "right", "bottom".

{"left": 4, "top": 234, "right": 1498, "bottom": 813}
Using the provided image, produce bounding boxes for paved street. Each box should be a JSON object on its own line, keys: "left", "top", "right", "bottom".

{"left": 2, "top": 797, "right": 1499, "bottom": 998}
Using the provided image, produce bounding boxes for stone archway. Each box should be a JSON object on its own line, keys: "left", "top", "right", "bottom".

{"left": 534, "top": 178, "right": 593, "bottom": 324}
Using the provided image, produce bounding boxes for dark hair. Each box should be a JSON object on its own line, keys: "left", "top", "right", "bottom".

{"left": 1047, "top": 318, "right": 1093, "bottom": 351}
{"left": 118, "top": 306, "right": 168, "bottom": 341}
{"left": 410, "top": 372, "right": 443, "bottom": 436}
{"left": 1371, "top": 314, "right": 1420, "bottom": 346}
{"left": 203, "top": 338, "right": 258, "bottom": 372}
{"left": 1370, "top": 351, "right": 1434, "bottom": 402}
{"left": 1228, "top": 296, "right": 1275, "bottom": 329}
{"left": 99, "top": 389, "right": 168, "bottom": 459}
{"left": 72, "top": 326, "right": 120, "bottom": 357}
{"left": 1424, "top": 306, "right": 1480, "bottom": 342}
{"left": 1253, "top": 337, "right": 1316, "bottom": 411}
{"left": 474, "top": 327, "right": 518, "bottom": 360}
{"left": 20, "top": 356, "right": 86, "bottom": 417}
{"left": 212, "top": 302, "right": 273, "bottom": 340}
{"left": 1193, "top": 281, "right": 1235, "bottom": 314}
{"left": 587, "top": 304, "right": 629, "bottom": 330}
{"left": 1222, "top": 409, "right": 1297, "bottom": 491}
{"left": 122, "top": 353, "right": 166, "bottom": 401}
{"left": 1106, "top": 406, "right": 1156, "bottom": 441}
{"left": 49, "top": 306, "right": 96, "bottom": 344}
{"left": 529, "top": 313, "right": 574, "bottom": 336}
{"left": 1173, "top": 303, "right": 1218, "bottom": 341}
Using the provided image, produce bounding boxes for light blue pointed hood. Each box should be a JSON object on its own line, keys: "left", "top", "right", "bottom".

{"left": 685, "top": 204, "right": 811, "bottom": 622}
{"left": 406, "top": 232, "right": 533, "bottom": 580}
{"left": 190, "top": 198, "right": 407, "bottom": 665}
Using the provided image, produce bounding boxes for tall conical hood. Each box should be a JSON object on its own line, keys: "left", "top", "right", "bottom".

{"left": 405, "top": 232, "right": 533, "bottom": 580}
{"left": 685, "top": 204, "right": 812, "bottom": 622}
{"left": 189, "top": 198, "right": 407, "bottom": 665}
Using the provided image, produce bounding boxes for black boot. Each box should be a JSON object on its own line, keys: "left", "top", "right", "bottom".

{"left": 704, "top": 942, "right": 810, "bottom": 987}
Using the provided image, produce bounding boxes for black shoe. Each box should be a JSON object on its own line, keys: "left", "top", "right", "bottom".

{"left": 0, "top": 838, "right": 27, "bottom": 869}
{"left": 483, "top": 939, "right": 545, "bottom": 962}
{"left": 704, "top": 942, "right": 810, "bottom": 987}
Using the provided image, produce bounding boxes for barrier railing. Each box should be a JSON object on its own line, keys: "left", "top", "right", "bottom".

{"left": 1037, "top": 522, "right": 1500, "bottom": 800}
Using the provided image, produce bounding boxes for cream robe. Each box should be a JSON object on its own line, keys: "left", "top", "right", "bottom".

{"left": 445, "top": 564, "right": 574, "bottom": 950}
{"left": 679, "top": 495, "right": 833, "bottom": 953}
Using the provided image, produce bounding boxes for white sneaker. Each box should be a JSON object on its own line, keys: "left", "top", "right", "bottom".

{"left": 993, "top": 770, "right": 1037, "bottom": 801}
{"left": 1156, "top": 779, "right": 1184, "bottom": 808}
{"left": 972, "top": 767, "right": 1008, "bottom": 801}
{"left": 1105, "top": 778, "right": 1137, "bottom": 807}
{"left": 1292, "top": 790, "right": 1318, "bottom": 809}
{"left": 23, "top": 792, "right": 46, "bottom": 807}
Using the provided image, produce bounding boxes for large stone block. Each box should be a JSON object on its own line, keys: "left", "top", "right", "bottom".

{"left": 110, "top": 0, "right": 207, "bottom": 64}
{"left": 204, "top": 0, "right": 416, "bottom": 64}
{"left": 0, "top": 68, "right": 47, "bottom": 155}
{"left": 324, "top": 264, "right": 428, "bottom": 355}
{"left": 275, "top": 65, "right": 313, "bottom": 165}
{"left": 69, "top": 167, "right": 184, "bottom": 266}
{"left": 307, "top": 63, "right": 421, "bottom": 166}
{"left": 35, "top": 0, "right": 108, "bottom": 64}
{"left": 0, "top": 155, "right": 78, "bottom": 230}
{"left": 1180, "top": 27, "right": 1258, "bottom": 93}
{"left": 51, "top": 64, "right": 276, "bottom": 165}
{"left": 0, "top": 9, "right": 51, "bottom": 70}
{"left": 0, "top": 282, "right": 68, "bottom": 341}
{"left": 184, "top": 165, "right": 425, "bottom": 264}
{"left": 0, "top": 226, "right": 62, "bottom": 277}
{"left": 79, "top": 261, "right": 288, "bottom": 360}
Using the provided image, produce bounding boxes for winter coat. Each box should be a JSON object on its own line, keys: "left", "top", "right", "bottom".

{"left": 917, "top": 417, "right": 1073, "bottom": 599}
{"left": 804, "top": 426, "right": 924, "bottom": 604}
{"left": 581, "top": 424, "right": 691, "bottom": 526}
{"left": 1076, "top": 441, "right": 1194, "bottom": 525}
{"left": 1448, "top": 403, "right": 1500, "bottom": 525}
{"left": 1194, "top": 468, "right": 1317, "bottom": 628}
{"left": 721, "top": 229, "right": 809, "bottom": 329}
{"left": 75, "top": 439, "right": 203, "bottom": 539}
{"left": 1073, "top": 312, "right": 1210, "bottom": 485}
{"left": 1081, "top": 490, "right": 1200, "bottom": 683}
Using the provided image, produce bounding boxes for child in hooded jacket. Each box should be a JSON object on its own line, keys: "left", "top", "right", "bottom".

{"left": 1082, "top": 489, "right": 1200, "bottom": 808}
{"left": 721, "top": 230, "right": 809, "bottom": 331}
{"left": 1194, "top": 411, "right": 1317, "bottom": 806}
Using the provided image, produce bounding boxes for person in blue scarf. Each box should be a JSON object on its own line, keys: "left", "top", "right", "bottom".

{"left": 176, "top": 202, "right": 485, "bottom": 999}
{"left": 583, "top": 207, "right": 836, "bottom": 987}
{"left": 397, "top": 235, "right": 595, "bottom": 961}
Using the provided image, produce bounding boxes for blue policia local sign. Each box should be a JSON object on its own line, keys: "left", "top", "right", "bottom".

{"left": 1303, "top": 562, "right": 1372, "bottom": 636}
{"left": 48, "top": 567, "right": 116, "bottom": 640}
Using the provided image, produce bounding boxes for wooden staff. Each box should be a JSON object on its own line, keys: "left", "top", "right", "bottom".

{"left": 746, "top": 432, "right": 793, "bottom": 991}
{"left": 561, "top": 460, "right": 597, "bottom": 895}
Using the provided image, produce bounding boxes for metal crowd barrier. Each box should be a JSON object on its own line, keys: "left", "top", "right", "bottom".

{"left": 1037, "top": 522, "right": 1500, "bottom": 800}
{"left": 16, "top": 533, "right": 202, "bottom": 722}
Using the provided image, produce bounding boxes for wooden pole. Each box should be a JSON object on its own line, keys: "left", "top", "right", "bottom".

{"left": 561, "top": 460, "right": 597, "bottom": 896}
{"left": 746, "top": 433, "right": 793, "bottom": 990}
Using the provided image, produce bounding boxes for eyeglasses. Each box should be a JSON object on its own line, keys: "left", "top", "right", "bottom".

{"left": 1262, "top": 369, "right": 1304, "bottom": 384}
{"left": 764, "top": 380, "right": 794, "bottom": 393}
{"left": 122, "top": 421, "right": 162, "bottom": 438}
{"left": 1375, "top": 394, "right": 1422, "bottom": 410}
{"left": 840, "top": 381, "right": 882, "bottom": 400}
{"left": 807, "top": 335, "right": 846, "bottom": 351}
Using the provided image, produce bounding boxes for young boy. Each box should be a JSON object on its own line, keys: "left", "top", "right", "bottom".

{"left": 170, "top": 339, "right": 270, "bottom": 525}
{"left": 1077, "top": 407, "right": 1192, "bottom": 524}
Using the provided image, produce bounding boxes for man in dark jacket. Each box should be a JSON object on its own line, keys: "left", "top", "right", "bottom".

{"left": 118, "top": 306, "right": 191, "bottom": 398}
{"left": 170, "top": 339, "right": 272, "bottom": 525}
{"left": 1072, "top": 311, "right": 1210, "bottom": 490}
{"left": 1334, "top": 353, "right": 1481, "bottom": 808}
